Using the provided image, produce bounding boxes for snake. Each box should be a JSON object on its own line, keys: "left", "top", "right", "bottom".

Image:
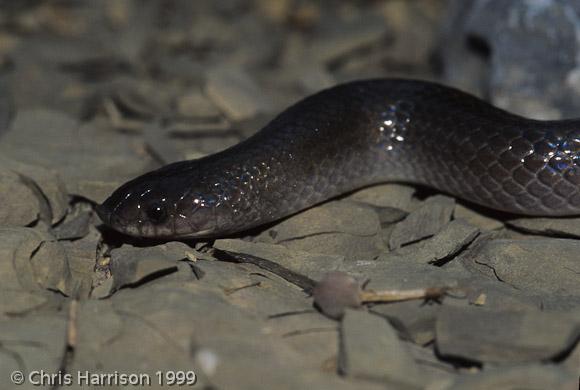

{"left": 96, "top": 79, "right": 580, "bottom": 238}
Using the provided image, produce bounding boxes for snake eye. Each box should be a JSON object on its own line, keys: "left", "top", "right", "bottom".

{"left": 145, "top": 202, "right": 168, "bottom": 224}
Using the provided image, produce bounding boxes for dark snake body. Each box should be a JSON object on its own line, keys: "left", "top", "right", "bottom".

{"left": 97, "top": 79, "right": 580, "bottom": 238}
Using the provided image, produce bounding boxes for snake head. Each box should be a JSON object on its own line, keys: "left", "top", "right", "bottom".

{"left": 96, "top": 163, "right": 231, "bottom": 239}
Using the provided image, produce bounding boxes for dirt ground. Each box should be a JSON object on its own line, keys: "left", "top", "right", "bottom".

{"left": 0, "top": 1, "right": 578, "bottom": 389}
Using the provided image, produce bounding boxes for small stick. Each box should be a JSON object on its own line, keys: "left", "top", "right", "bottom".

{"left": 359, "top": 287, "right": 449, "bottom": 303}
{"left": 66, "top": 298, "right": 78, "bottom": 348}
{"left": 313, "top": 271, "right": 452, "bottom": 319}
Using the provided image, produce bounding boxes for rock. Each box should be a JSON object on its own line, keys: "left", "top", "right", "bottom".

{"left": 255, "top": 200, "right": 382, "bottom": 260}
{"left": 193, "top": 259, "right": 314, "bottom": 318}
{"left": 53, "top": 210, "right": 91, "bottom": 241}
{"left": 448, "top": 364, "right": 577, "bottom": 390}
{"left": 111, "top": 79, "right": 174, "bottom": 119}
{"left": 0, "top": 110, "right": 154, "bottom": 201}
{"left": 205, "top": 66, "right": 271, "bottom": 121}
{"left": 454, "top": 204, "right": 503, "bottom": 231}
{"left": 456, "top": 276, "right": 542, "bottom": 313}
{"left": 69, "top": 288, "right": 213, "bottom": 386}
{"left": 101, "top": 282, "right": 344, "bottom": 390}
{"left": 213, "top": 239, "right": 344, "bottom": 282}
{"left": 60, "top": 226, "right": 103, "bottom": 297}
{"left": 1, "top": 156, "right": 69, "bottom": 225}
{"left": 406, "top": 343, "right": 456, "bottom": 386}
{"left": 0, "top": 166, "right": 41, "bottom": 226}
{"left": 339, "top": 309, "right": 424, "bottom": 388}
{"left": 0, "top": 290, "right": 48, "bottom": 318}
{"left": 0, "top": 227, "right": 73, "bottom": 297}
{"left": 76, "top": 180, "right": 122, "bottom": 205}
{"left": 293, "top": 65, "right": 336, "bottom": 94}
{"left": 380, "top": 0, "right": 444, "bottom": 65}
{"left": 563, "top": 338, "right": 580, "bottom": 376}
{"left": 108, "top": 242, "right": 195, "bottom": 293}
{"left": 507, "top": 217, "right": 580, "bottom": 238}
{"left": 436, "top": 306, "right": 580, "bottom": 364}
{"left": 176, "top": 88, "right": 222, "bottom": 119}
{"left": 0, "top": 315, "right": 67, "bottom": 389}
{"left": 384, "top": 219, "right": 479, "bottom": 264}
{"left": 461, "top": 238, "right": 580, "bottom": 296}
{"left": 371, "top": 300, "right": 441, "bottom": 345}
{"left": 389, "top": 195, "right": 455, "bottom": 249}
{"left": 343, "top": 258, "right": 461, "bottom": 293}
{"left": 349, "top": 184, "right": 416, "bottom": 213}
{"left": 307, "top": 13, "right": 389, "bottom": 65}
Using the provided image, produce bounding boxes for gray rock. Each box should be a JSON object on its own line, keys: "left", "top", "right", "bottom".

{"left": 101, "top": 281, "right": 342, "bottom": 390}
{"left": 339, "top": 309, "right": 424, "bottom": 388}
{"left": 205, "top": 66, "right": 271, "bottom": 121}
{"left": 255, "top": 200, "right": 383, "bottom": 260}
{"left": 366, "top": 266, "right": 542, "bottom": 346}
{"left": 383, "top": 219, "right": 479, "bottom": 264}
{"left": 371, "top": 300, "right": 441, "bottom": 345}
{"left": 348, "top": 183, "right": 417, "bottom": 213}
{"left": 563, "top": 337, "right": 580, "bottom": 376}
{"left": 183, "top": 260, "right": 339, "bottom": 376}
{"left": 448, "top": 364, "right": 577, "bottom": 390}
{"left": 507, "top": 217, "right": 580, "bottom": 238}
{"left": 60, "top": 226, "right": 103, "bottom": 298}
{"left": 165, "top": 117, "right": 233, "bottom": 139}
{"left": 436, "top": 306, "right": 580, "bottom": 364}
{"left": 0, "top": 315, "right": 67, "bottom": 389}
{"left": 1, "top": 156, "right": 69, "bottom": 225}
{"left": 380, "top": 1, "right": 444, "bottom": 66}
{"left": 0, "top": 167, "right": 40, "bottom": 226}
{"left": 293, "top": 65, "right": 336, "bottom": 94}
{"left": 344, "top": 258, "right": 461, "bottom": 293}
{"left": 0, "top": 290, "right": 49, "bottom": 318}
{"left": 213, "top": 239, "right": 344, "bottom": 282}
{"left": 0, "top": 227, "right": 73, "bottom": 297}
{"left": 175, "top": 88, "right": 222, "bottom": 119}
{"left": 454, "top": 204, "right": 503, "bottom": 231}
{"left": 111, "top": 78, "right": 175, "bottom": 119}
{"left": 53, "top": 210, "right": 91, "bottom": 241}
{"left": 76, "top": 180, "right": 123, "bottom": 205}
{"left": 0, "top": 110, "right": 154, "bottom": 201}
{"left": 108, "top": 242, "right": 194, "bottom": 293}
{"left": 462, "top": 238, "right": 580, "bottom": 296}
{"left": 262, "top": 200, "right": 381, "bottom": 239}
{"left": 406, "top": 343, "right": 456, "bottom": 387}
{"left": 70, "top": 288, "right": 216, "bottom": 386}
{"left": 307, "top": 13, "right": 389, "bottom": 65}
{"left": 389, "top": 195, "right": 455, "bottom": 250}
{"left": 456, "top": 276, "right": 543, "bottom": 313}
{"left": 142, "top": 122, "right": 185, "bottom": 165}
